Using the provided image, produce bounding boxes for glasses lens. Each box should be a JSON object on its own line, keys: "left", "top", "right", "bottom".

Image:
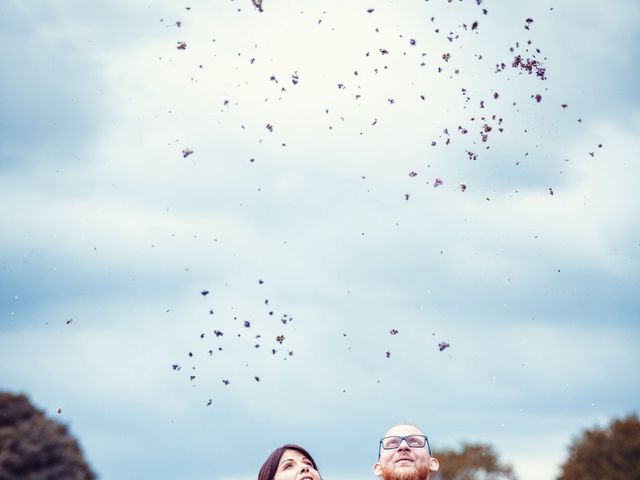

{"left": 406, "top": 435, "right": 426, "bottom": 447}
{"left": 382, "top": 437, "right": 401, "bottom": 449}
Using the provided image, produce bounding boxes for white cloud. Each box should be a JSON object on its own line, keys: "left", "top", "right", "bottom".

{"left": 1, "top": 2, "right": 639, "bottom": 480}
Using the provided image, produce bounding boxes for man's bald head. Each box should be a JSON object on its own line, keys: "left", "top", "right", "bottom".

{"left": 374, "top": 424, "right": 439, "bottom": 480}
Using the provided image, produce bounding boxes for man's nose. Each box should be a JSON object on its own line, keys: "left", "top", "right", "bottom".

{"left": 397, "top": 438, "right": 411, "bottom": 450}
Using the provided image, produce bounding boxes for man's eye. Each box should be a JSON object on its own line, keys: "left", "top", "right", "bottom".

{"left": 407, "top": 436, "right": 425, "bottom": 447}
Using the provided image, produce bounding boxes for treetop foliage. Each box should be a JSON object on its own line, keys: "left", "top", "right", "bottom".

{"left": 0, "top": 392, "right": 95, "bottom": 480}
{"left": 558, "top": 414, "right": 640, "bottom": 480}
{"left": 432, "top": 442, "right": 516, "bottom": 480}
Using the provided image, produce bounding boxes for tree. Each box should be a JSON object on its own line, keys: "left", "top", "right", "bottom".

{"left": 557, "top": 414, "right": 640, "bottom": 480}
{"left": 432, "top": 443, "right": 516, "bottom": 480}
{"left": 0, "top": 392, "right": 96, "bottom": 480}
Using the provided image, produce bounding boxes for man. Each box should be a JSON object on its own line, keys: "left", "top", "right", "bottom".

{"left": 373, "top": 423, "right": 440, "bottom": 480}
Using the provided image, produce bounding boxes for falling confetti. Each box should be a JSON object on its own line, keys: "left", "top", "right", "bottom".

{"left": 160, "top": 4, "right": 599, "bottom": 408}
{"left": 251, "top": 0, "right": 263, "bottom": 12}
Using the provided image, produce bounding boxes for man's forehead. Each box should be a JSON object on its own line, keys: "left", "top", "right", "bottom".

{"left": 385, "top": 424, "right": 423, "bottom": 437}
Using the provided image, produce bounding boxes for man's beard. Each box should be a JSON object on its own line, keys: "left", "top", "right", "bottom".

{"left": 380, "top": 464, "right": 432, "bottom": 480}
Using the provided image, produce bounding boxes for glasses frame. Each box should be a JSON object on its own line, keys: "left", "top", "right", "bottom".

{"left": 377, "top": 434, "right": 432, "bottom": 458}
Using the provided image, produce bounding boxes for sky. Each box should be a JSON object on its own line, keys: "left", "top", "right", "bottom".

{"left": 1, "top": 0, "right": 639, "bottom": 479}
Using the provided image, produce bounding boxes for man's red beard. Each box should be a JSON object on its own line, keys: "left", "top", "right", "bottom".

{"left": 380, "top": 464, "right": 432, "bottom": 480}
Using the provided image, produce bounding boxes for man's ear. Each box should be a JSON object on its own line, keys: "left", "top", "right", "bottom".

{"left": 373, "top": 461, "right": 383, "bottom": 477}
{"left": 429, "top": 457, "right": 439, "bottom": 472}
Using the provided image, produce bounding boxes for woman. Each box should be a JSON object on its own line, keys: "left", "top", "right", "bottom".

{"left": 258, "top": 443, "right": 321, "bottom": 480}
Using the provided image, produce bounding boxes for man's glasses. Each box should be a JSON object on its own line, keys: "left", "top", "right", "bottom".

{"left": 378, "top": 435, "right": 432, "bottom": 458}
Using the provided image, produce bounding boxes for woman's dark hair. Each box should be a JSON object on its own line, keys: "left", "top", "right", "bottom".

{"left": 258, "top": 443, "right": 319, "bottom": 480}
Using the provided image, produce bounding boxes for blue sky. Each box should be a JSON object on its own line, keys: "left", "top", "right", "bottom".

{"left": 1, "top": 1, "right": 639, "bottom": 479}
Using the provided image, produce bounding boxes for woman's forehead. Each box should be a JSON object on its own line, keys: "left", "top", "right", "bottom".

{"left": 280, "top": 449, "right": 307, "bottom": 462}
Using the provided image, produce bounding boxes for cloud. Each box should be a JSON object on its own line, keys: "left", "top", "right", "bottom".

{"left": 0, "top": 2, "right": 106, "bottom": 169}
{"left": 1, "top": 2, "right": 639, "bottom": 480}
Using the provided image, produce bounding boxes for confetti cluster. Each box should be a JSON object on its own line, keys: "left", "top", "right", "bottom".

{"left": 171, "top": 280, "right": 297, "bottom": 405}
{"left": 157, "top": 0, "right": 602, "bottom": 405}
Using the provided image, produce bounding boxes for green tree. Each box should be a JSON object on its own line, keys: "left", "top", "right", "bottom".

{"left": 432, "top": 443, "right": 516, "bottom": 480}
{"left": 558, "top": 414, "right": 640, "bottom": 480}
{"left": 0, "top": 392, "right": 95, "bottom": 480}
